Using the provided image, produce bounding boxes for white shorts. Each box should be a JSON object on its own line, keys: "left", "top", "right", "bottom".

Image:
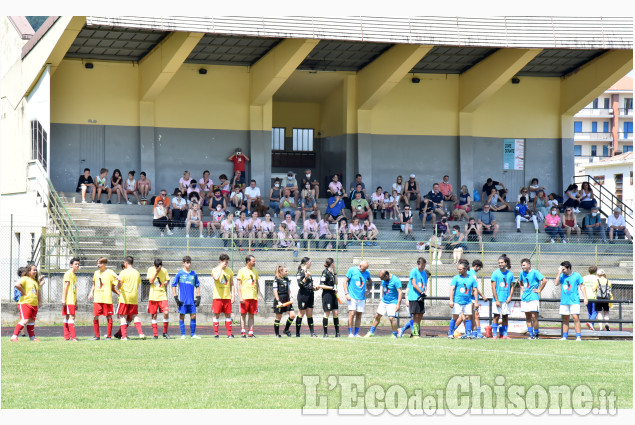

{"left": 376, "top": 301, "right": 398, "bottom": 318}
{"left": 452, "top": 303, "right": 472, "bottom": 316}
{"left": 559, "top": 304, "right": 581, "bottom": 316}
{"left": 347, "top": 298, "right": 366, "bottom": 313}
{"left": 492, "top": 302, "right": 510, "bottom": 315}
{"left": 521, "top": 300, "right": 540, "bottom": 312}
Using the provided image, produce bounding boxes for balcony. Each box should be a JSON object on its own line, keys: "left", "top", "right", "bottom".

{"left": 618, "top": 132, "right": 633, "bottom": 141}
{"left": 574, "top": 155, "right": 611, "bottom": 165}
{"left": 576, "top": 107, "right": 613, "bottom": 117}
{"left": 573, "top": 131, "right": 612, "bottom": 142}
{"left": 619, "top": 108, "right": 633, "bottom": 117}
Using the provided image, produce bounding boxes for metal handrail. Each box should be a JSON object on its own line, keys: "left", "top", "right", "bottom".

{"left": 573, "top": 175, "right": 632, "bottom": 228}
{"left": 44, "top": 178, "right": 79, "bottom": 256}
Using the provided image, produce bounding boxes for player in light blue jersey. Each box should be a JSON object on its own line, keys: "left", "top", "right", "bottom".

{"left": 556, "top": 260, "right": 588, "bottom": 341}
{"left": 344, "top": 260, "right": 372, "bottom": 337}
{"left": 448, "top": 259, "right": 478, "bottom": 339}
{"left": 399, "top": 267, "right": 430, "bottom": 338}
{"left": 490, "top": 254, "right": 515, "bottom": 339}
{"left": 171, "top": 256, "right": 201, "bottom": 339}
{"left": 453, "top": 259, "right": 488, "bottom": 338}
{"left": 518, "top": 258, "right": 547, "bottom": 339}
{"left": 365, "top": 270, "right": 403, "bottom": 337}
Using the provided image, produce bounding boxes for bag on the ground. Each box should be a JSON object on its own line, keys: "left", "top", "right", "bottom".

{"left": 596, "top": 277, "right": 611, "bottom": 300}
{"left": 392, "top": 222, "right": 401, "bottom": 231}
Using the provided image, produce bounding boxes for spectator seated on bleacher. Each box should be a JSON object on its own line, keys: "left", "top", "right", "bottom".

{"left": 579, "top": 182, "right": 598, "bottom": 210}
{"left": 199, "top": 170, "right": 214, "bottom": 203}
{"left": 528, "top": 178, "right": 545, "bottom": 204}
{"left": 514, "top": 196, "right": 539, "bottom": 233}
{"left": 94, "top": 168, "right": 112, "bottom": 204}
{"left": 124, "top": 171, "right": 141, "bottom": 205}
{"left": 544, "top": 206, "right": 565, "bottom": 243}
{"left": 349, "top": 174, "right": 367, "bottom": 199}
{"left": 299, "top": 187, "right": 320, "bottom": 222}
{"left": 209, "top": 188, "right": 227, "bottom": 214}
{"left": 220, "top": 212, "right": 236, "bottom": 247}
{"left": 179, "top": 171, "right": 192, "bottom": 194}
{"left": 561, "top": 207, "right": 581, "bottom": 243}
{"left": 302, "top": 214, "right": 319, "bottom": 247}
{"left": 400, "top": 205, "right": 414, "bottom": 239}
{"left": 218, "top": 174, "right": 231, "bottom": 201}
{"left": 279, "top": 188, "right": 299, "bottom": 222}
{"left": 138, "top": 171, "right": 151, "bottom": 202}
{"left": 465, "top": 217, "right": 481, "bottom": 242}
{"left": 259, "top": 213, "right": 276, "bottom": 248}
{"left": 153, "top": 189, "right": 171, "bottom": 219}
{"left": 76, "top": 167, "right": 95, "bottom": 204}
{"left": 187, "top": 179, "right": 202, "bottom": 205}
{"left": 301, "top": 169, "right": 320, "bottom": 201}
{"left": 370, "top": 187, "right": 386, "bottom": 220}
{"left": 607, "top": 207, "right": 633, "bottom": 242}
{"left": 582, "top": 207, "right": 607, "bottom": 243}
{"left": 282, "top": 212, "right": 299, "bottom": 240}
{"left": 152, "top": 198, "right": 173, "bottom": 236}
{"left": 563, "top": 184, "right": 581, "bottom": 213}
{"left": 388, "top": 189, "right": 400, "bottom": 219}
{"left": 171, "top": 190, "right": 188, "bottom": 226}
{"left": 439, "top": 175, "right": 457, "bottom": 204}
{"left": 231, "top": 170, "right": 245, "bottom": 190}
{"left": 477, "top": 204, "right": 499, "bottom": 241}
{"left": 481, "top": 178, "right": 508, "bottom": 204}
{"left": 533, "top": 190, "right": 549, "bottom": 221}
{"left": 206, "top": 204, "right": 226, "bottom": 237}
{"left": 325, "top": 192, "right": 346, "bottom": 223}
{"left": 234, "top": 211, "right": 250, "bottom": 245}
{"left": 348, "top": 217, "right": 364, "bottom": 242}
{"left": 451, "top": 185, "right": 470, "bottom": 221}
{"left": 444, "top": 225, "right": 468, "bottom": 263}
{"left": 391, "top": 176, "right": 403, "bottom": 207}
{"left": 230, "top": 185, "right": 247, "bottom": 214}
{"left": 274, "top": 223, "right": 293, "bottom": 250}
{"left": 244, "top": 179, "right": 262, "bottom": 214}
{"left": 318, "top": 214, "right": 334, "bottom": 249}
{"left": 268, "top": 179, "right": 282, "bottom": 214}
{"left": 228, "top": 148, "right": 249, "bottom": 186}
{"left": 403, "top": 174, "right": 421, "bottom": 209}
{"left": 185, "top": 202, "right": 204, "bottom": 238}
{"left": 283, "top": 171, "right": 298, "bottom": 198}
{"left": 328, "top": 174, "right": 344, "bottom": 198}
{"left": 351, "top": 190, "right": 372, "bottom": 223}
{"left": 337, "top": 218, "right": 349, "bottom": 248}
{"left": 111, "top": 169, "right": 125, "bottom": 204}
{"left": 486, "top": 187, "right": 510, "bottom": 212}
{"left": 421, "top": 183, "right": 445, "bottom": 230}
{"left": 363, "top": 219, "right": 378, "bottom": 244}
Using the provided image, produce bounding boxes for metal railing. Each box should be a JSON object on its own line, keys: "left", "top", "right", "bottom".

{"left": 573, "top": 175, "right": 632, "bottom": 228}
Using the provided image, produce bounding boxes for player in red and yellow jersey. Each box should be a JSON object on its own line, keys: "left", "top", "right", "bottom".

{"left": 11, "top": 264, "right": 46, "bottom": 342}
{"left": 212, "top": 254, "right": 235, "bottom": 338}
{"left": 62, "top": 257, "right": 81, "bottom": 341}
{"left": 88, "top": 257, "right": 120, "bottom": 340}
{"left": 147, "top": 258, "right": 171, "bottom": 339}
{"left": 115, "top": 256, "right": 145, "bottom": 340}
{"left": 237, "top": 255, "right": 262, "bottom": 338}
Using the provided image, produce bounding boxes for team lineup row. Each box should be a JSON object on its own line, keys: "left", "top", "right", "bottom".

{"left": 10, "top": 253, "right": 602, "bottom": 342}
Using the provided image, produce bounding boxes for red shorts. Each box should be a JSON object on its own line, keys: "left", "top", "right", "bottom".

{"left": 93, "top": 303, "right": 114, "bottom": 317}
{"left": 62, "top": 304, "right": 76, "bottom": 315}
{"left": 117, "top": 303, "right": 139, "bottom": 316}
{"left": 356, "top": 212, "right": 369, "bottom": 219}
{"left": 147, "top": 300, "right": 169, "bottom": 314}
{"left": 240, "top": 299, "right": 258, "bottom": 315}
{"left": 19, "top": 304, "right": 38, "bottom": 320}
{"left": 213, "top": 299, "right": 232, "bottom": 315}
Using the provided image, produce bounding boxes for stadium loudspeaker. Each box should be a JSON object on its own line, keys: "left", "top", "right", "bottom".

{"left": 85, "top": 63, "right": 94, "bottom": 69}
{"left": 511, "top": 77, "right": 520, "bottom": 84}
{"left": 411, "top": 77, "right": 420, "bottom": 84}
{"left": 199, "top": 68, "right": 207, "bottom": 75}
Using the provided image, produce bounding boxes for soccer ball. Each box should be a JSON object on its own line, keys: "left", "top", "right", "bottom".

{"left": 140, "top": 200, "right": 147, "bottom": 205}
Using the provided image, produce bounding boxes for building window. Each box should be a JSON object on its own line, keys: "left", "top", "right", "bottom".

{"left": 624, "top": 121, "right": 633, "bottom": 137}
{"left": 292, "top": 128, "right": 314, "bottom": 151}
{"left": 625, "top": 98, "right": 633, "bottom": 112}
{"left": 30, "top": 120, "right": 48, "bottom": 171}
{"left": 591, "top": 145, "right": 597, "bottom": 157}
{"left": 604, "top": 97, "right": 610, "bottom": 109}
{"left": 272, "top": 127, "right": 285, "bottom": 151}
{"left": 603, "top": 145, "right": 609, "bottom": 157}
{"left": 591, "top": 122, "right": 597, "bottom": 133}
{"left": 593, "top": 175, "right": 605, "bottom": 185}
{"left": 592, "top": 98, "right": 598, "bottom": 109}
{"left": 623, "top": 145, "right": 633, "bottom": 153}
{"left": 574, "top": 145, "right": 582, "bottom": 156}
{"left": 574, "top": 122, "right": 582, "bottom": 133}
{"left": 631, "top": 171, "right": 633, "bottom": 186}
{"left": 603, "top": 121, "right": 609, "bottom": 133}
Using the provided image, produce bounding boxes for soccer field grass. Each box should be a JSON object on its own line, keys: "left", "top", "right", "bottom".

{"left": 2, "top": 336, "right": 632, "bottom": 410}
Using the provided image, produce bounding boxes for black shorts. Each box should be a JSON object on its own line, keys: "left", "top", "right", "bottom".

{"left": 322, "top": 292, "right": 338, "bottom": 311}
{"left": 409, "top": 300, "right": 425, "bottom": 314}
{"left": 297, "top": 292, "right": 315, "bottom": 310}
{"left": 273, "top": 303, "right": 293, "bottom": 314}
{"left": 595, "top": 301, "right": 610, "bottom": 312}
{"left": 409, "top": 193, "right": 418, "bottom": 201}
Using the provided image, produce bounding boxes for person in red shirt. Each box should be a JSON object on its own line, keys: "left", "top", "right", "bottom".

{"left": 228, "top": 148, "right": 250, "bottom": 186}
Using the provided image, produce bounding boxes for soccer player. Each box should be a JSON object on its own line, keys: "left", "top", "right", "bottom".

{"left": 11, "top": 265, "right": 46, "bottom": 342}
{"left": 295, "top": 257, "right": 317, "bottom": 337}
{"left": 518, "top": 258, "right": 547, "bottom": 339}
{"left": 406, "top": 257, "right": 427, "bottom": 337}
{"left": 455, "top": 260, "right": 488, "bottom": 338}
{"left": 171, "top": 256, "right": 202, "bottom": 339}
{"left": 114, "top": 256, "right": 146, "bottom": 340}
{"left": 88, "top": 257, "right": 120, "bottom": 340}
{"left": 344, "top": 260, "right": 372, "bottom": 337}
{"left": 366, "top": 270, "right": 403, "bottom": 338}
{"left": 273, "top": 265, "right": 296, "bottom": 337}
{"left": 556, "top": 261, "right": 588, "bottom": 341}
{"left": 315, "top": 258, "right": 340, "bottom": 338}
{"left": 147, "top": 258, "right": 171, "bottom": 339}
{"left": 448, "top": 259, "right": 477, "bottom": 339}
{"left": 62, "top": 257, "right": 80, "bottom": 341}
{"left": 490, "top": 254, "right": 515, "bottom": 339}
{"left": 237, "top": 255, "right": 261, "bottom": 338}
{"left": 212, "top": 254, "right": 235, "bottom": 338}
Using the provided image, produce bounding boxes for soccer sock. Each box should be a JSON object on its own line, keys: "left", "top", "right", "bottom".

{"left": 213, "top": 319, "right": 220, "bottom": 336}
{"left": 492, "top": 323, "right": 499, "bottom": 336}
{"left": 562, "top": 332, "right": 568, "bottom": 339}
{"left": 465, "top": 320, "right": 472, "bottom": 337}
{"left": 392, "top": 330, "right": 398, "bottom": 337}
{"left": 413, "top": 323, "right": 420, "bottom": 336}
{"left": 369, "top": 326, "right": 376, "bottom": 334}
{"left": 63, "top": 321, "right": 70, "bottom": 340}
{"left": 121, "top": 324, "right": 128, "bottom": 339}
{"left": 152, "top": 320, "right": 159, "bottom": 337}
{"left": 134, "top": 321, "right": 143, "bottom": 336}
{"left": 502, "top": 325, "right": 508, "bottom": 336}
{"left": 241, "top": 328, "right": 246, "bottom": 336}
{"left": 307, "top": 317, "right": 314, "bottom": 334}
{"left": 284, "top": 318, "right": 293, "bottom": 332}
{"left": 27, "top": 324, "right": 35, "bottom": 338}
{"left": 93, "top": 319, "right": 100, "bottom": 337}
{"left": 575, "top": 332, "right": 581, "bottom": 339}
{"left": 163, "top": 319, "right": 169, "bottom": 334}
{"left": 225, "top": 319, "right": 232, "bottom": 335}
{"left": 296, "top": 317, "right": 303, "bottom": 336}
{"left": 448, "top": 319, "right": 456, "bottom": 336}
{"left": 248, "top": 330, "right": 254, "bottom": 336}
{"left": 354, "top": 327, "right": 360, "bottom": 336}
{"left": 528, "top": 326, "right": 534, "bottom": 337}
{"left": 333, "top": 317, "right": 340, "bottom": 334}
{"left": 13, "top": 323, "right": 24, "bottom": 338}
{"left": 106, "top": 318, "right": 113, "bottom": 338}
{"left": 68, "top": 319, "right": 76, "bottom": 339}
{"left": 179, "top": 320, "right": 185, "bottom": 336}
{"left": 323, "top": 317, "right": 329, "bottom": 334}
{"left": 534, "top": 328, "right": 539, "bottom": 337}
{"left": 401, "top": 319, "right": 413, "bottom": 333}
{"left": 476, "top": 326, "right": 482, "bottom": 337}
{"left": 274, "top": 320, "right": 280, "bottom": 336}
{"left": 348, "top": 327, "right": 353, "bottom": 335}
{"left": 190, "top": 319, "right": 197, "bottom": 336}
